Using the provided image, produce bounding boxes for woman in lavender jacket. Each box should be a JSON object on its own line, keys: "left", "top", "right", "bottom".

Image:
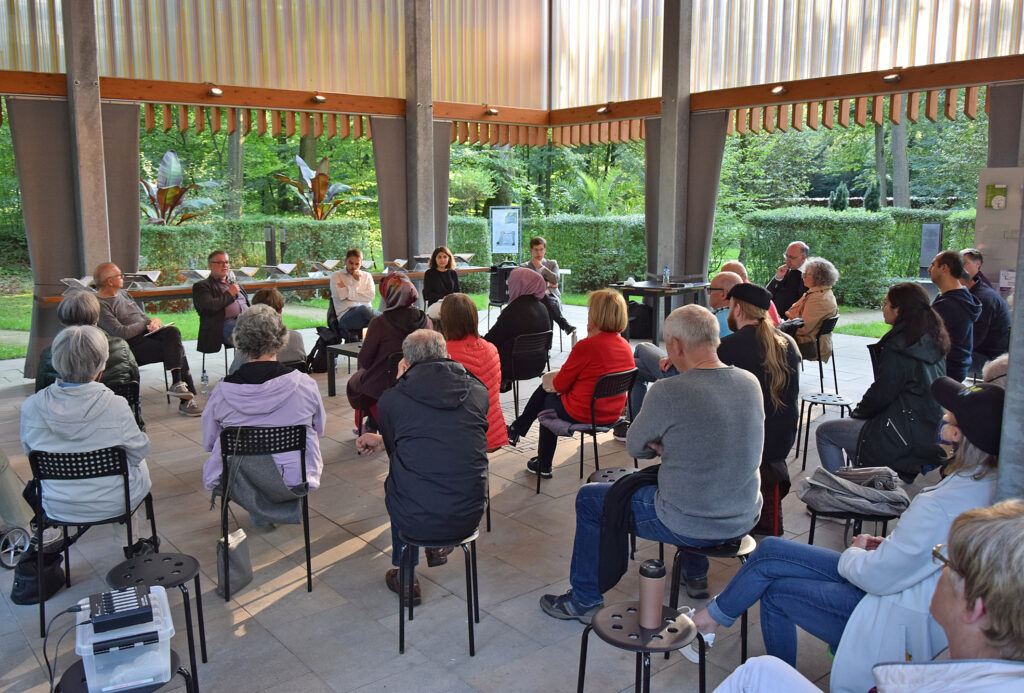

{"left": 202, "top": 304, "right": 326, "bottom": 492}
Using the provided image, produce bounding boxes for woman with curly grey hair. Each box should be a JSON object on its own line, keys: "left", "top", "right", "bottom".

{"left": 785, "top": 256, "right": 839, "bottom": 361}
{"left": 201, "top": 304, "right": 326, "bottom": 506}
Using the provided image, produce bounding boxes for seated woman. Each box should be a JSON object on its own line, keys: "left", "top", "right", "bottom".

{"left": 20, "top": 325, "right": 152, "bottom": 523}
{"left": 686, "top": 378, "right": 1004, "bottom": 693}
{"left": 229, "top": 288, "right": 306, "bottom": 373}
{"left": 784, "top": 256, "right": 839, "bottom": 361}
{"left": 441, "top": 293, "right": 508, "bottom": 450}
{"left": 484, "top": 267, "right": 552, "bottom": 390}
{"left": 522, "top": 235, "right": 575, "bottom": 335}
{"left": 423, "top": 245, "right": 461, "bottom": 321}
{"left": 346, "top": 273, "right": 429, "bottom": 431}
{"left": 35, "top": 290, "right": 140, "bottom": 396}
{"left": 506, "top": 289, "right": 634, "bottom": 477}
{"left": 202, "top": 305, "right": 326, "bottom": 513}
{"left": 816, "top": 282, "right": 949, "bottom": 478}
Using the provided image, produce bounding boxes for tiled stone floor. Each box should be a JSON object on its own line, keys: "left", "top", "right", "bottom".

{"left": 0, "top": 305, "right": 921, "bottom": 692}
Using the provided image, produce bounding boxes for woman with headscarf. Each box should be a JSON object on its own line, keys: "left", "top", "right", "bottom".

{"left": 484, "top": 266, "right": 553, "bottom": 390}
{"left": 346, "top": 272, "right": 430, "bottom": 431}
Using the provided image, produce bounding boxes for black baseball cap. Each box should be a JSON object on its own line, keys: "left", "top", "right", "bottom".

{"left": 931, "top": 377, "right": 1005, "bottom": 455}
{"left": 726, "top": 283, "right": 773, "bottom": 311}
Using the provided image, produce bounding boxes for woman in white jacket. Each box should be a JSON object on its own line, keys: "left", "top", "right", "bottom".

{"left": 20, "top": 325, "right": 152, "bottom": 524}
{"left": 688, "top": 377, "right": 1003, "bottom": 693}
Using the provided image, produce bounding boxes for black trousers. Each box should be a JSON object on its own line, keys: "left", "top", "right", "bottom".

{"left": 543, "top": 295, "right": 573, "bottom": 333}
{"left": 127, "top": 327, "right": 196, "bottom": 393}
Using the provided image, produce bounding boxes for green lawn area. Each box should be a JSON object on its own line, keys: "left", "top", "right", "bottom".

{"left": 834, "top": 322, "right": 890, "bottom": 338}
{"left": 299, "top": 293, "right": 492, "bottom": 311}
{"left": 146, "top": 311, "right": 324, "bottom": 341}
{"left": 0, "top": 293, "right": 32, "bottom": 331}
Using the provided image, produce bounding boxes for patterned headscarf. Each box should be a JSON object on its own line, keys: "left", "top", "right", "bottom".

{"left": 507, "top": 267, "right": 547, "bottom": 302}
{"left": 380, "top": 272, "right": 419, "bottom": 311}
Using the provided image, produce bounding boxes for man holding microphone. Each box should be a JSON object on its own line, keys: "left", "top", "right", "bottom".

{"left": 193, "top": 249, "right": 250, "bottom": 356}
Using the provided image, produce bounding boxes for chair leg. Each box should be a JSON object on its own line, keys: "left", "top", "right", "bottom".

{"left": 63, "top": 527, "right": 70, "bottom": 587}
{"left": 485, "top": 476, "right": 491, "bottom": 532}
{"left": 818, "top": 351, "right": 825, "bottom": 392}
{"left": 178, "top": 583, "right": 200, "bottom": 692}
{"left": 577, "top": 625, "right": 594, "bottom": 693}
{"left": 513, "top": 380, "right": 520, "bottom": 419}
{"left": 807, "top": 512, "right": 818, "bottom": 545}
{"left": 194, "top": 574, "right": 208, "bottom": 662}
{"left": 37, "top": 523, "right": 45, "bottom": 638}
{"left": 221, "top": 500, "right": 231, "bottom": 602}
{"left": 801, "top": 403, "right": 816, "bottom": 471}
{"left": 795, "top": 398, "right": 806, "bottom": 458}
{"left": 145, "top": 495, "right": 159, "bottom": 549}
{"left": 832, "top": 354, "right": 839, "bottom": 393}
{"left": 591, "top": 431, "right": 600, "bottom": 474}
{"left": 398, "top": 544, "right": 408, "bottom": 653}
{"left": 163, "top": 368, "right": 170, "bottom": 403}
{"left": 302, "top": 496, "right": 312, "bottom": 593}
{"left": 463, "top": 544, "right": 475, "bottom": 656}
{"left": 668, "top": 547, "right": 683, "bottom": 610}
{"left": 471, "top": 540, "right": 480, "bottom": 623}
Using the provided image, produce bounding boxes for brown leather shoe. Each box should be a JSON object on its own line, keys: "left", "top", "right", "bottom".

{"left": 425, "top": 546, "right": 455, "bottom": 567}
{"left": 385, "top": 568, "right": 421, "bottom": 606}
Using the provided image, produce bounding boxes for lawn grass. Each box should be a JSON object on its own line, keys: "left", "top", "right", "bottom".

{"left": 298, "top": 293, "right": 492, "bottom": 312}
{"left": 146, "top": 311, "right": 323, "bottom": 341}
{"left": 834, "top": 322, "right": 890, "bottom": 339}
{"left": 0, "top": 293, "right": 32, "bottom": 331}
{"left": 0, "top": 343, "right": 26, "bottom": 359}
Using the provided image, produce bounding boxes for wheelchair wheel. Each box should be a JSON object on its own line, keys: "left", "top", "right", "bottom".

{"left": 0, "top": 527, "right": 31, "bottom": 569}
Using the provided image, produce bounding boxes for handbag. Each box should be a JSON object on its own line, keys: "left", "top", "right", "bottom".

{"left": 10, "top": 548, "right": 65, "bottom": 605}
{"left": 215, "top": 525, "right": 252, "bottom": 598}
{"left": 797, "top": 467, "right": 910, "bottom": 517}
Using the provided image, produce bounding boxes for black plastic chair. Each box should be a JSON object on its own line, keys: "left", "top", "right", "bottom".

{"left": 218, "top": 426, "right": 311, "bottom": 601}
{"left": 510, "top": 330, "right": 553, "bottom": 417}
{"left": 106, "top": 380, "right": 145, "bottom": 430}
{"left": 28, "top": 446, "right": 159, "bottom": 637}
{"left": 536, "top": 368, "right": 638, "bottom": 494}
{"left": 808, "top": 314, "right": 840, "bottom": 393}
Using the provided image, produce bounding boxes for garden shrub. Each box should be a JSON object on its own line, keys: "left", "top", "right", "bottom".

{"left": 945, "top": 209, "right": 977, "bottom": 251}
{"left": 883, "top": 208, "right": 955, "bottom": 277}
{"left": 447, "top": 216, "right": 491, "bottom": 292}
{"left": 741, "top": 207, "right": 893, "bottom": 306}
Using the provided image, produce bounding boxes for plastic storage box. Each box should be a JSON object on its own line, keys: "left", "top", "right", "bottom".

{"left": 75, "top": 586, "right": 175, "bottom": 693}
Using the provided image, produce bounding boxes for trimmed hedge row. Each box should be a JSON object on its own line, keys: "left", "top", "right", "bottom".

{"left": 448, "top": 216, "right": 491, "bottom": 292}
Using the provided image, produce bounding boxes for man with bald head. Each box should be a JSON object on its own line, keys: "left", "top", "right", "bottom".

{"left": 766, "top": 241, "right": 809, "bottom": 315}
{"left": 722, "top": 260, "right": 782, "bottom": 325}
{"left": 94, "top": 262, "right": 202, "bottom": 416}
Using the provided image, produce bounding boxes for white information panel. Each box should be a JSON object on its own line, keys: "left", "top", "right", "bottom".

{"left": 490, "top": 206, "right": 521, "bottom": 255}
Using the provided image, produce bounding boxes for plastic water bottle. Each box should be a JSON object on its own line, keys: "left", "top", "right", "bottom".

{"left": 662, "top": 265, "right": 671, "bottom": 286}
{"left": 200, "top": 369, "right": 209, "bottom": 395}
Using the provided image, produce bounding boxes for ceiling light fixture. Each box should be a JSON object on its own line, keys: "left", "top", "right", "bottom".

{"left": 207, "top": 86, "right": 224, "bottom": 97}
{"left": 484, "top": 106, "right": 499, "bottom": 116}
{"left": 882, "top": 72, "right": 902, "bottom": 83}
{"left": 770, "top": 85, "right": 787, "bottom": 95}
{"left": 596, "top": 104, "right": 610, "bottom": 115}
{"left": 312, "top": 93, "right": 327, "bottom": 104}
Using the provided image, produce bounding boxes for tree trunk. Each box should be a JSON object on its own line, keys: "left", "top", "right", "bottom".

{"left": 224, "top": 109, "right": 243, "bottom": 219}
{"left": 874, "top": 124, "right": 888, "bottom": 207}
{"left": 891, "top": 119, "right": 910, "bottom": 207}
{"left": 299, "top": 130, "right": 317, "bottom": 169}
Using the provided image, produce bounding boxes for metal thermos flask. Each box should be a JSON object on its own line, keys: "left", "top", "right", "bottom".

{"left": 638, "top": 558, "right": 666, "bottom": 629}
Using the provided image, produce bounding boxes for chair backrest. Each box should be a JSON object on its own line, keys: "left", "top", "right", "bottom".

{"left": 489, "top": 263, "right": 515, "bottom": 304}
{"left": 106, "top": 381, "right": 141, "bottom": 415}
{"left": 589, "top": 368, "right": 639, "bottom": 425}
{"left": 219, "top": 425, "right": 306, "bottom": 456}
{"left": 28, "top": 446, "right": 131, "bottom": 520}
{"left": 511, "top": 331, "right": 552, "bottom": 380}
{"left": 326, "top": 299, "right": 339, "bottom": 332}
{"left": 817, "top": 314, "right": 840, "bottom": 338}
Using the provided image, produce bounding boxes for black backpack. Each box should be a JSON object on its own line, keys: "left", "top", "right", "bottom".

{"left": 306, "top": 326, "right": 341, "bottom": 374}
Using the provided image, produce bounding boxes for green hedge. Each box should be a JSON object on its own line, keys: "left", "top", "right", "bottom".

{"left": 447, "top": 216, "right": 491, "bottom": 292}
{"left": 880, "top": 208, "right": 977, "bottom": 277}
{"left": 741, "top": 207, "right": 894, "bottom": 306}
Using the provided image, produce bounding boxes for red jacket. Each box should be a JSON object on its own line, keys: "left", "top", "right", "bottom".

{"left": 553, "top": 331, "right": 635, "bottom": 424}
{"left": 446, "top": 336, "right": 508, "bottom": 451}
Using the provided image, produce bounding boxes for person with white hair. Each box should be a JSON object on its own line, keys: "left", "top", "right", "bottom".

{"left": 20, "top": 325, "right": 152, "bottom": 523}
{"left": 785, "top": 256, "right": 840, "bottom": 361}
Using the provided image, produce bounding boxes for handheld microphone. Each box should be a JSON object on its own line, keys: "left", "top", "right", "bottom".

{"left": 227, "top": 270, "right": 237, "bottom": 285}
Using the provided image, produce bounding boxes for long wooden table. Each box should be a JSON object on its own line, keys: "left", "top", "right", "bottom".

{"left": 608, "top": 280, "right": 709, "bottom": 345}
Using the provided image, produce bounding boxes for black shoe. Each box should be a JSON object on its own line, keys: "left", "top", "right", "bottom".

{"left": 613, "top": 419, "right": 630, "bottom": 442}
{"left": 526, "top": 457, "right": 552, "bottom": 479}
{"left": 684, "top": 577, "right": 710, "bottom": 600}
{"left": 425, "top": 546, "right": 455, "bottom": 567}
{"left": 500, "top": 380, "right": 513, "bottom": 393}
{"left": 506, "top": 424, "right": 520, "bottom": 447}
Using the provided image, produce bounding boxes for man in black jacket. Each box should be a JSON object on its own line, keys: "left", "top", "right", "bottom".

{"left": 356, "top": 329, "right": 489, "bottom": 606}
{"left": 765, "top": 241, "right": 809, "bottom": 316}
{"left": 960, "top": 268, "right": 1010, "bottom": 372}
{"left": 719, "top": 283, "right": 801, "bottom": 535}
{"left": 192, "top": 250, "right": 250, "bottom": 356}
{"left": 929, "top": 251, "right": 981, "bottom": 381}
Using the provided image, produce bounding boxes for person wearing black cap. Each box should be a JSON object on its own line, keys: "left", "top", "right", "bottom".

{"left": 683, "top": 378, "right": 1003, "bottom": 692}
{"left": 718, "top": 283, "right": 801, "bottom": 536}
{"left": 816, "top": 282, "right": 949, "bottom": 480}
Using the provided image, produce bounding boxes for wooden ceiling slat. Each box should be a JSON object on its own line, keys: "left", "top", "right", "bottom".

{"left": 735, "top": 108, "right": 748, "bottom": 134}
{"left": 353, "top": 115, "right": 363, "bottom": 140}
{"left": 580, "top": 122, "right": 591, "bottom": 145}
{"left": 210, "top": 106, "right": 221, "bottom": 135}
{"left": 508, "top": 125, "right": 519, "bottom": 145}
{"left": 944, "top": 88, "right": 958, "bottom": 121}
{"left": 821, "top": 100, "right": 834, "bottom": 129}
{"left": 285, "top": 111, "right": 296, "bottom": 136}
{"left": 984, "top": 86, "right": 990, "bottom": 114}
{"left": 298, "top": 112, "right": 309, "bottom": 138}
{"left": 457, "top": 120, "right": 468, "bottom": 144}
{"left": 776, "top": 104, "right": 789, "bottom": 132}
{"left": 964, "top": 86, "right": 979, "bottom": 119}
{"left": 790, "top": 102, "right": 803, "bottom": 131}
{"left": 925, "top": 90, "right": 939, "bottom": 122}
{"left": 226, "top": 107, "right": 237, "bottom": 135}
{"left": 313, "top": 112, "right": 324, "bottom": 138}
{"left": 324, "top": 112, "right": 335, "bottom": 139}
{"left": 609, "top": 120, "right": 621, "bottom": 142}
{"left": 726, "top": 112, "right": 734, "bottom": 136}
{"left": 449, "top": 121, "right": 457, "bottom": 143}
{"left": 195, "top": 105, "right": 205, "bottom": 133}
{"left": 589, "top": 123, "right": 599, "bottom": 143}
{"left": 489, "top": 122, "right": 499, "bottom": 146}
{"left": 498, "top": 124, "right": 509, "bottom": 146}
{"left": 597, "top": 121, "right": 608, "bottom": 143}
{"left": 339, "top": 114, "right": 351, "bottom": 140}
{"left": 853, "top": 97, "right": 867, "bottom": 127}
{"left": 907, "top": 92, "right": 921, "bottom": 123}
{"left": 838, "top": 98, "right": 852, "bottom": 127}
{"left": 889, "top": 94, "right": 903, "bottom": 124}
{"left": 806, "top": 102, "right": 819, "bottom": 130}
{"left": 177, "top": 104, "right": 189, "bottom": 133}
{"left": 749, "top": 106, "right": 761, "bottom": 133}
{"left": 639, "top": 120, "right": 646, "bottom": 140}
{"left": 242, "top": 109, "right": 252, "bottom": 136}
{"left": 467, "top": 121, "right": 479, "bottom": 145}
{"left": 570, "top": 124, "right": 580, "bottom": 146}
{"left": 144, "top": 102, "right": 155, "bottom": 132}
{"left": 762, "top": 105, "right": 775, "bottom": 133}
{"left": 552, "top": 127, "right": 563, "bottom": 147}
{"left": 871, "top": 95, "right": 884, "bottom": 126}
{"left": 256, "top": 109, "right": 267, "bottom": 136}
{"left": 520, "top": 125, "right": 530, "bottom": 144}
{"left": 365, "top": 117, "right": 372, "bottom": 140}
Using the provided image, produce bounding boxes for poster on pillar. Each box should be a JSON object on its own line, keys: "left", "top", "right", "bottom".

{"left": 975, "top": 168, "right": 1024, "bottom": 299}
{"left": 490, "top": 206, "right": 521, "bottom": 255}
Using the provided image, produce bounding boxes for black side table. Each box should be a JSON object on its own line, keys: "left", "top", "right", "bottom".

{"left": 57, "top": 649, "right": 194, "bottom": 693}
{"left": 106, "top": 553, "right": 208, "bottom": 692}
{"left": 578, "top": 602, "right": 702, "bottom": 693}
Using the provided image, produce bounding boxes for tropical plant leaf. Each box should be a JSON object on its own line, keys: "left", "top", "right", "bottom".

{"left": 140, "top": 202, "right": 158, "bottom": 219}
{"left": 174, "top": 212, "right": 205, "bottom": 224}
{"left": 310, "top": 172, "right": 330, "bottom": 205}
{"left": 157, "top": 150, "right": 183, "bottom": 189}
{"left": 294, "top": 155, "right": 315, "bottom": 188}
{"left": 315, "top": 156, "right": 330, "bottom": 177}
{"left": 140, "top": 180, "right": 157, "bottom": 203}
{"left": 323, "top": 182, "right": 352, "bottom": 203}
{"left": 273, "top": 173, "right": 307, "bottom": 193}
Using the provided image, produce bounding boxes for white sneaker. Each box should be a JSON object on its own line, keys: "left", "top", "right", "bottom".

{"left": 178, "top": 399, "right": 203, "bottom": 417}
{"left": 168, "top": 381, "right": 194, "bottom": 401}
{"left": 677, "top": 606, "right": 715, "bottom": 663}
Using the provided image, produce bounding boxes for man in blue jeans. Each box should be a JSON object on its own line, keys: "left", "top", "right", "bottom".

{"left": 539, "top": 305, "right": 764, "bottom": 623}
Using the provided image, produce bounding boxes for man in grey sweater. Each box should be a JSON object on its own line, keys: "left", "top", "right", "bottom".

{"left": 540, "top": 305, "right": 764, "bottom": 623}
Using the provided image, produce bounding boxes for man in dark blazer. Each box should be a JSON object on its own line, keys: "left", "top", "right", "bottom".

{"left": 765, "top": 241, "right": 809, "bottom": 316}
{"left": 192, "top": 249, "right": 250, "bottom": 355}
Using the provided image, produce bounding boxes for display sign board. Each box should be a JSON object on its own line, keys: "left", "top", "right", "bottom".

{"left": 490, "top": 206, "right": 521, "bottom": 255}
{"left": 919, "top": 223, "right": 943, "bottom": 270}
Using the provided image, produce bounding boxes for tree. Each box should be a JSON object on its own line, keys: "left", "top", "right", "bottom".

{"left": 863, "top": 179, "right": 880, "bottom": 211}
{"left": 828, "top": 181, "right": 849, "bottom": 210}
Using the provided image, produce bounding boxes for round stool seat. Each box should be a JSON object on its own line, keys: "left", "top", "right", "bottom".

{"left": 398, "top": 529, "right": 480, "bottom": 549}
{"left": 591, "top": 602, "right": 696, "bottom": 653}
{"left": 106, "top": 553, "right": 200, "bottom": 590}
{"left": 676, "top": 534, "right": 757, "bottom": 559}
{"left": 801, "top": 392, "right": 854, "bottom": 407}
{"left": 587, "top": 467, "right": 636, "bottom": 484}
{"left": 58, "top": 650, "right": 182, "bottom": 693}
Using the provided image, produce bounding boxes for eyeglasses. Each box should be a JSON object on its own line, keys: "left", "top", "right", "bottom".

{"left": 932, "top": 544, "right": 958, "bottom": 575}
{"left": 209, "top": 260, "right": 230, "bottom": 265}
{"left": 708, "top": 287, "right": 724, "bottom": 292}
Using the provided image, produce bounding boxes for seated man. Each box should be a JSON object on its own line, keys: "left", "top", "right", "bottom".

{"left": 522, "top": 235, "right": 575, "bottom": 336}
{"left": 192, "top": 249, "right": 249, "bottom": 353}
{"left": 625, "top": 271, "right": 742, "bottom": 424}
{"left": 720, "top": 260, "right": 782, "bottom": 325}
{"left": 331, "top": 248, "right": 378, "bottom": 333}
{"left": 539, "top": 305, "right": 764, "bottom": 622}
{"left": 355, "top": 329, "right": 489, "bottom": 606}
{"left": 713, "top": 499, "right": 1024, "bottom": 693}
{"left": 95, "top": 262, "right": 202, "bottom": 416}
{"left": 958, "top": 254, "right": 1010, "bottom": 373}
{"left": 719, "top": 284, "right": 800, "bottom": 536}
{"left": 765, "top": 241, "right": 809, "bottom": 316}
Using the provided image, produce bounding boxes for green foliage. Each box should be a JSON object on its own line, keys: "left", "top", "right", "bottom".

{"left": 520, "top": 215, "right": 646, "bottom": 292}
{"left": 0, "top": 292, "right": 32, "bottom": 330}
{"left": 828, "top": 181, "right": 850, "bottom": 211}
{"left": 0, "top": 343, "right": 26, "bottom": 359}
{"left": 139, "top": 150, "right": 217, "bottom": 225}
{"left": 863, "top": 179, "right": 880, "bottom": 211}
{"left": 742, "top": 207, "right": 892, "bottom": 306}
{"left": 272, "top": 155, "right": 369, "bottom": 220}
{"left": 447, "top": 216, "right": 491, "bottom": 292}
{"left": 835, "top": 321, "right": 891, "bottom": 339}
{"left": 945, "top": 209, "right": 977, "bottom": 251}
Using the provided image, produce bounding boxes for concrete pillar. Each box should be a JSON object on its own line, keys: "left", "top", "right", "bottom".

{"left": 61, "top": 0, "right": 110, "bottom": 273}
{"left": 987, "top": 83, "right": 1024, "bottom": 168}
{"left": 651, "top": 0, "right": 691, "bottom": 279}
{"left": 404, "top": 0, "right": 435, "bottom": 259}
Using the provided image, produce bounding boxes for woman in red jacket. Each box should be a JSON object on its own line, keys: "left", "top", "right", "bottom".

{"left": 507, "top": 289, "right": 634, "bottom": 478}
{"left": 441, "top": 293, "right": 509, "bottom": 450}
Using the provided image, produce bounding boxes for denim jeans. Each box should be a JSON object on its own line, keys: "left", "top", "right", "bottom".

{"left": 511, "top": 387, "right": 576, "bottom": 472}
{"left": 337, "top": 304, "right": 379, "bottom": 331}
{"left": 815, "top": 417, "right": 866, "bottom": 472}
{"left": 706, "top": 536, "right": 865, "bottom": 666}
{"left": 628, "top": 343, "right": 678, "bottom": 418}
{"left": 569, "top": 483, "right": 742, "bottom": 607}
{"left": 222, "top": 317, "right": 237, "bottom": 347}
